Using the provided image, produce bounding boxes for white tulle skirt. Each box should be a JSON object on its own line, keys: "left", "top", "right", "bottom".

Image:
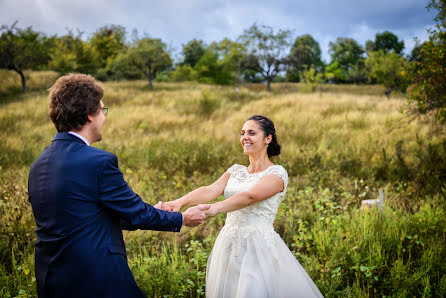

{"left": 206, "top": 224, "right": 323, "bottom": 298}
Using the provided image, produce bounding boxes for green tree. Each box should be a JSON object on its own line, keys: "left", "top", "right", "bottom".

{"left": 327, "top": 37, "right": 364, "bottom": 83}
{"left": 375, "top": 31, "right": 404, "bottom": 54}
{"left": 325, "top": 61, "right": 346, "bottom": 82}
{"left": 182, "top": 39, "right": 206, "bottom": 67}
{"left": 217, "top": 38, "right": 245, "bottom": 75}
{"left": 192, "top": 39, "right": 245, "bottom": 85}
{"left": 366, "top": 50, "right": 408, "bottom": 98}
{"left": 127, "top": 38, "right": 172, "bottom": 90}
{"left": 171, "top": 64, "right": 196, "bottom": 82}
{"left": 90, "top": 25, "right": 126, "bottom": 68}
{"left": 408, "top": 40, "right": 423, "bottom": 62}
{"left": 287, "top": 34, "right": 323, "bottom": 82}
{"left": 105, "top": 49, "right": 142, "bottom": 80}
{"left": 49, "top": 32, "right": 100, "bottom": 74}
{"left": 300, "top": 65, "right": 323, "bottom": 92}
{"left": 406, "top": 0, "right": 446, "bottom": 121}
{"left": 239, "top": 23, "right": 292, "bottom": 91}
{"left": 366, "top": 31, "right": 404, "bottom": 55}
{"left": 0, "top": 22, "right": 50, "bottom": 92}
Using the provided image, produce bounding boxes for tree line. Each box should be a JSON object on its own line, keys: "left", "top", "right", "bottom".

{"left": 0, "top": 0, "right": 444, "bottom": 120}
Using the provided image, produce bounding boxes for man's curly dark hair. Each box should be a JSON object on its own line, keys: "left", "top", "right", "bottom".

{"left": 49, "top": 73, "right": 104, "bottom": 132}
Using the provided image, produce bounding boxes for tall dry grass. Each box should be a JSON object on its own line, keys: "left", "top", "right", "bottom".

{"left": 0, "top": 73, "right": 445, "bottom": 297}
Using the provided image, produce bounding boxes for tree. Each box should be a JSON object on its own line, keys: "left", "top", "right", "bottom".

{"left": 327, "top": 37, "right": 364, "bottom": 83}
{"left": 300, "top": 65, "right": 323, "bottom": 92}
{"left": 186, "top": 39, "right": 245, "bottom": 85}
{"left": 325, "top": 61, "right": 346, "bottom": 82}
{"left": 217, "top": 38, "right": 245, "bottom": 75}
{"left": 90, "top": 25, "right": 126, "bottom": 68}
{"left": 406, "top": 0, "right": 446, "bottom": 121}
{"left": 366, "top": 31, "right": 404, "bottom": 55}
{"left": 287, "top": 34, "right": 323, "bottom": 82}
{"left": 239, "top": 23, "right": 292, "bottom": 91}
{"left": 182, "top": 39, "right": 206, "bottom": 67}
{"left": 49, "top": 31, "right": 100, "bottom": 75}
{"left": 408, "top": 40, "right": 423, "bottom": 62}
{"left": 105, "top": 49, "right": 142, "bottom": 80}
{"left": 127, "top": 38, "right": 172, "bottom": 90}
{"left": 0, "top": 22, "right": 50, "bottom": 92}
{"left": 366, "top": 50, "right": 409, "bottom": 98}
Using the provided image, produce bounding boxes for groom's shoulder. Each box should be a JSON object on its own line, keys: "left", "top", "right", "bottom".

{"left": 85, "top": 146, "right": 117, "bottom": 163}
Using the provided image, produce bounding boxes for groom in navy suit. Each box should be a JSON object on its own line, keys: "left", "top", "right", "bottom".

{"left": 28, "top": 73, "right": 209, "bottom": 297}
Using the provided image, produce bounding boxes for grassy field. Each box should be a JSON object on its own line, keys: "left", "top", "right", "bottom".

{"left": 0, "top": 71, "right": 445, "bottom": 297}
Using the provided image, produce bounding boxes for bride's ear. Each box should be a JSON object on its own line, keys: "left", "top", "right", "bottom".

{"left": 265, "top": 135, "right": 272, "bottom": 145}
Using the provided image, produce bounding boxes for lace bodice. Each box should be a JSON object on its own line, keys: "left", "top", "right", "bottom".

{"left": 208, "top": 164, "right": 324, "bottom": 298}
{"left": 223, "top": 164, "right": 288, "bottom": 228}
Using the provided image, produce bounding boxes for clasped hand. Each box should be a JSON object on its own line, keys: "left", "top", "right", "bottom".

{"left": 154, "top": 199, "right": 218, "bottom": 227}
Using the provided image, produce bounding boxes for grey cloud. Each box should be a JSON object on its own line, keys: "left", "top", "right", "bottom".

{"left": 0, "top": 0, "right": 437, "bottom": 61}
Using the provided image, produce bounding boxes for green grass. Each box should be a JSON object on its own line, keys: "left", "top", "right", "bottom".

{"left": 0, "top": 72, "right": 445, "bottom": 297}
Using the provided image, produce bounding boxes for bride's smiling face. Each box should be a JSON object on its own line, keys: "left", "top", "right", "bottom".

{"left": 240, "top": 120, "right": 270, "bottom": 155}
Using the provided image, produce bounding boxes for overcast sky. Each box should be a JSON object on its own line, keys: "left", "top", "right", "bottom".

{"left": 0, "top": 0, "right": 436, "bottom": 62}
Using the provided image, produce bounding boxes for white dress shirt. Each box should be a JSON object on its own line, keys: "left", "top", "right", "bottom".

{"left": 68, "top": 131, "right": 90, "bottom": 146}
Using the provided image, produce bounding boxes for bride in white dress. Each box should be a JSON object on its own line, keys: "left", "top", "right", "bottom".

{"left": 161, "top": 115, "right": 323, "bottom": 298}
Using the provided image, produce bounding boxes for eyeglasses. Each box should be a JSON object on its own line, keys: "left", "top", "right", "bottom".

{"left": 101, "top": 107, "right": 108, "bottom": 116}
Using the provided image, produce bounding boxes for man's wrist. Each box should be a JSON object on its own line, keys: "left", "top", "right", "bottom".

{"left": 181, "top": 211, "right": 187, "bottom": 226}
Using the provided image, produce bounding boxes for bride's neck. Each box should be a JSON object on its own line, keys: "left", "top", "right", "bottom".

{"left": 248, "top": 154, "right": 273, "bottom": 173}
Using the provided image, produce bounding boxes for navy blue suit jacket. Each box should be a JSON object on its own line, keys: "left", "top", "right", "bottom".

{"left": 28, "top": 133, "right": 183, "bottom": 297}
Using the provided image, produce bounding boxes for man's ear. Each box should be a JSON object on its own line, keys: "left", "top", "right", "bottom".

{"left": 87, "top": 114, "right": 94, "bottom": 123}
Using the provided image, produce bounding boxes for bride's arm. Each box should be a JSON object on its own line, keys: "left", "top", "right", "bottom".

{"left": 205, "top": 174, "right": 284, "bottom": 216}
{"left": 162, "top": 171, "right": 231, "bottom": 211}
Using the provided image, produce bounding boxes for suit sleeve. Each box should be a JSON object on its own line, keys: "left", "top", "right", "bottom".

{"left": 98, "top": 153, "right": 183, "bottom": 232}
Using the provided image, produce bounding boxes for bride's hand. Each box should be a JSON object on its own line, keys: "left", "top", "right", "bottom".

{"left": 154, "top": 201, "right": 164, "bottom": 209}
{"left": 162, "top": 199, "right": 182, "bottom": 212}
{"left": 205, "top": 204, "right": 219, "bottom": 216}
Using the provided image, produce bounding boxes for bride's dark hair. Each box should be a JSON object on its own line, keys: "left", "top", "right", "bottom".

{"left": 247, "top": 115, "right": 281, "bottom": 157}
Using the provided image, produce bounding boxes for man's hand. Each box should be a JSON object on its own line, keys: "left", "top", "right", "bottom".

{"left": 182, "top": 204, "right": 211, "bottom": 227}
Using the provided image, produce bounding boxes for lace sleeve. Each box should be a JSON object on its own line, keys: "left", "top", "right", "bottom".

{"left": 227, "top": 164, "right": 240, "bottom": 175}
{"left": 267, "top": 165, "right": 288, "bottom": 191}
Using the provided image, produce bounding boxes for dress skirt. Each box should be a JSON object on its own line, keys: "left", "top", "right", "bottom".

{"left": 206, "top": 223, "right": 324, "bottom": 298}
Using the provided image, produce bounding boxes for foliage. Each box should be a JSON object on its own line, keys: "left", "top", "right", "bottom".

{"left": 239, "top": 23, "right": 292, "bottom": 91}
{"left": 408, "top": 39, "right": 423, "bottom": 62}
{"left": 327, "top": 37, "right": 365, "bottom": 83}
{"left": 365, "top": 31, "right": 405, "bottom": 55}
{"left": 104, "top": 50, "right": 143, "bottom": 80}
{"left": 325, "top": 61, "right": 346, "bottom": 82}
{"left": 194, "top": 39, "right": 244, "bottom": 85}
{"left": 287, "top": 34, "right": 323, "bottom": 82}
{"left": 172, "top": 38, "right": 244, "bottom": 85}
{"left": 48, "top": 32, "right": 100, "bottom": 75}
{"left": 0, "top": 22, "right": 51, "bottom": 92}
{"left": 406, "top": 0, "right": 446, "bottom": 122}
{"left": 365, "top": 50, "right": 409, "bottom": 98}
{"left": 90, "top": 25, "right": 127, "bottom": 68}
{"left": 126, "top": 38, "right": 173, "bottom": 90}
{"left": 1, "top": 74, "right": 446, "bottom": 297}
{"left": 299, "top": 65, "right": 323, "bottom": 92}
{"left": 182, "top": 39, "right": 206, "bottom": 67}
{"left": 171, "top": 64, "right": 196, "bottom": 82}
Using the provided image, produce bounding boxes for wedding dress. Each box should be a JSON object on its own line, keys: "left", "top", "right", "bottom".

{"left": 206, "top": 164, "right": 323, "bottom": 298}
